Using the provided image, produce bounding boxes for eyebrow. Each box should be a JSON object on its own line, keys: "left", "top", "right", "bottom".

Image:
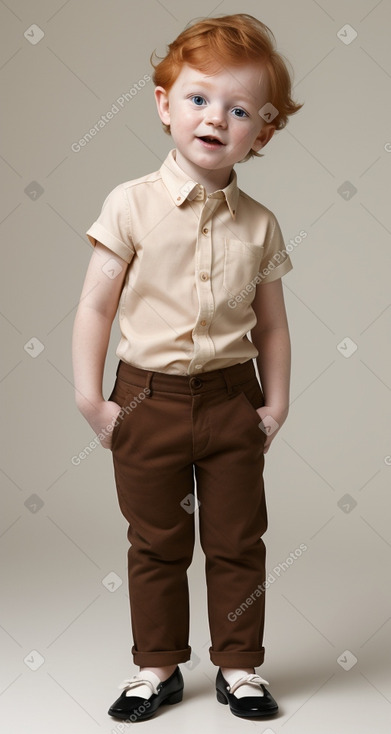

{"left": 185, "top": 79, "right": 215, "bottom": 89}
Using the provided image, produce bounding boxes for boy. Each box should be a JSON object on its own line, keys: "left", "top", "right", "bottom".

{"left": 72, "top": 13, "right": 301, "bottom": 721}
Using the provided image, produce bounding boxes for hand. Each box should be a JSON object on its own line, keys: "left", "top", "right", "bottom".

{"left": 81, "top": 399, "right": 123, "bottom": 450}
{"left": 255, "top": 405, "right": 289, "bottom": 454}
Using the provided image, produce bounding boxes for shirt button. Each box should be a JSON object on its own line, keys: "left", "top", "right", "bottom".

{"left": 200, "top": 272, "right": 209, "bottom": 281}
{"left": 202, "top": 227, "right": 209, "bottom": 235}
{"left": 200, "top": 320, "right": 207, "bottom": 326}
{"left": 195, "top": 364, "right": 202, "bottom": 370}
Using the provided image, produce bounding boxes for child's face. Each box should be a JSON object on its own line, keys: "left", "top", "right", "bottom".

{"left": 155, "top": 61, "right": 275, "bottom": 186}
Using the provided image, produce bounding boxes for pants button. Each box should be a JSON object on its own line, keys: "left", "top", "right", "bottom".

{"left": 190, "top": 377, "right": 203, "bottom": 389}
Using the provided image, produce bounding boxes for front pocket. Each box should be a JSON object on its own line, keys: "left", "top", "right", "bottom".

{"left": 110, "top": 405, "right": 125, "bottom": 446}
{"left": 238, "top": 391, "right": 264, "bottom": 429}
{"left": 108, "top": 378, "right": 137, "bottom": 447}
{"left": 223, "top": 239, "right": 264, "bottom": 298}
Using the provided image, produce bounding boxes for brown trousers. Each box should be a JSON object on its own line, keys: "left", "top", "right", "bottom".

{"left": 108, "top": 358, "right": 268, "bottom": 668}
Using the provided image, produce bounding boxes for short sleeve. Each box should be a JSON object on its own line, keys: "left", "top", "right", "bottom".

{"left": 86, "top": 184, "right": 135, "bottom": 264}
{"left": 258, "top": 213, "right": 293, "bottom": 284}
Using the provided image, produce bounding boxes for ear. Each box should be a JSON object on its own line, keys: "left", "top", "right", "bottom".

{"left": 154, "top": 86, "right": 171, "bottom": 126}
{"left": 251, "top": 124, "right": 276, "bottom": 153}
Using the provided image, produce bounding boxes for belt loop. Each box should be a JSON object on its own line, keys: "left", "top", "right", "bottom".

{"left": 145, "top": 371, "right": 154, "bottom": 398}
{"left": 220, "top": 368, "right": 234, "bottom": 397}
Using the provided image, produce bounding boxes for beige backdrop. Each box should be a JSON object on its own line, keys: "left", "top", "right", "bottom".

{"left": 1, "top": 0, "right": 390, "bottom": 732}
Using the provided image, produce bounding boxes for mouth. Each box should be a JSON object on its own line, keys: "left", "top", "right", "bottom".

{"left": 197, "top": 135, "right": 225, "bottom": 146}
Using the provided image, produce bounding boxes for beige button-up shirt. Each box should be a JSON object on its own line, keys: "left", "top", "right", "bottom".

{"left": 86, "top": 149, "right": 293, "bottom": 375}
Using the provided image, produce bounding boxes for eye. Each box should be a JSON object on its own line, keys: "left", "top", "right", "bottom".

{"left": 232, "top": 108, "right": 248, "bottom": 118}
{"left": 190, "top": 95, "right": 206, "bottom": 106}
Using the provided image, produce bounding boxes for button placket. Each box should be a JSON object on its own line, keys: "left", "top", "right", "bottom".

{"left": 190, "top": 200, "right": 220, "bottom": 372}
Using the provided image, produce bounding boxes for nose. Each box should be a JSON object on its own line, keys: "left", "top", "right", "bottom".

{"left": 204, "top": 104, "right": 227, "bottom": 128}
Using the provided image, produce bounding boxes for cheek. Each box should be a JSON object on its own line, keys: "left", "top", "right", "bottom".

{"left": 233, "top": 126, "right": 256, "bottom": 145}
{"left": 238, "top": 122, "right": 262, "bottom": 145}
{"left": 171, "top": 108, "right": 196, "bottom": 133}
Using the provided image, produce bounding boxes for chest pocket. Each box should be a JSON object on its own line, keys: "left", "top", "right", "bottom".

{"left": 223, "top": 239, "right": 264, "bottom": 298}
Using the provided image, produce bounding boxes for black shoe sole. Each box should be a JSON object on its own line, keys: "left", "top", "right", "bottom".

{"left": 216, "top": 671, "right": 278, "bottom": 719}
{"left": 216, "top": 685, "right": 278, "bottom": 718}
{"left": 108, "top": 687, "right": 183, "bottom": 721}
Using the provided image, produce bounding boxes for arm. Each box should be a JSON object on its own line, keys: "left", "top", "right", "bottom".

{"left": 72, "top": 242, "right": 129, "bottom": 448}
{"left": 250, "top": 278, "right": 291, "bottom": 453}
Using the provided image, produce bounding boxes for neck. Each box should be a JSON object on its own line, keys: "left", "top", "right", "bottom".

{"left": 174, "top": 150, "right": 233, "bottom": 194}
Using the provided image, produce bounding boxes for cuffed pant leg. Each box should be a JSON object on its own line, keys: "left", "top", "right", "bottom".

{"left": 195, "top": 380, "right": 268, "bottom": 668}
{"left": 110, "top": 378, "right": 195, "bottom": 667}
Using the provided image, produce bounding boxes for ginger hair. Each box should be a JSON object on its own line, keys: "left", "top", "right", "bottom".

{"left": 151, "top": 13, "right": 302, "bottom": 160}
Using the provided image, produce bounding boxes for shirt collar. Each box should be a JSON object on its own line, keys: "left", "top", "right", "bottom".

{"left": 160, "top": 148, "right": 239, "bottom": 220}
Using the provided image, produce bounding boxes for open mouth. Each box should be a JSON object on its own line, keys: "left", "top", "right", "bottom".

{"left": 198, "top": 136, "right": 224, "bottom": 145}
